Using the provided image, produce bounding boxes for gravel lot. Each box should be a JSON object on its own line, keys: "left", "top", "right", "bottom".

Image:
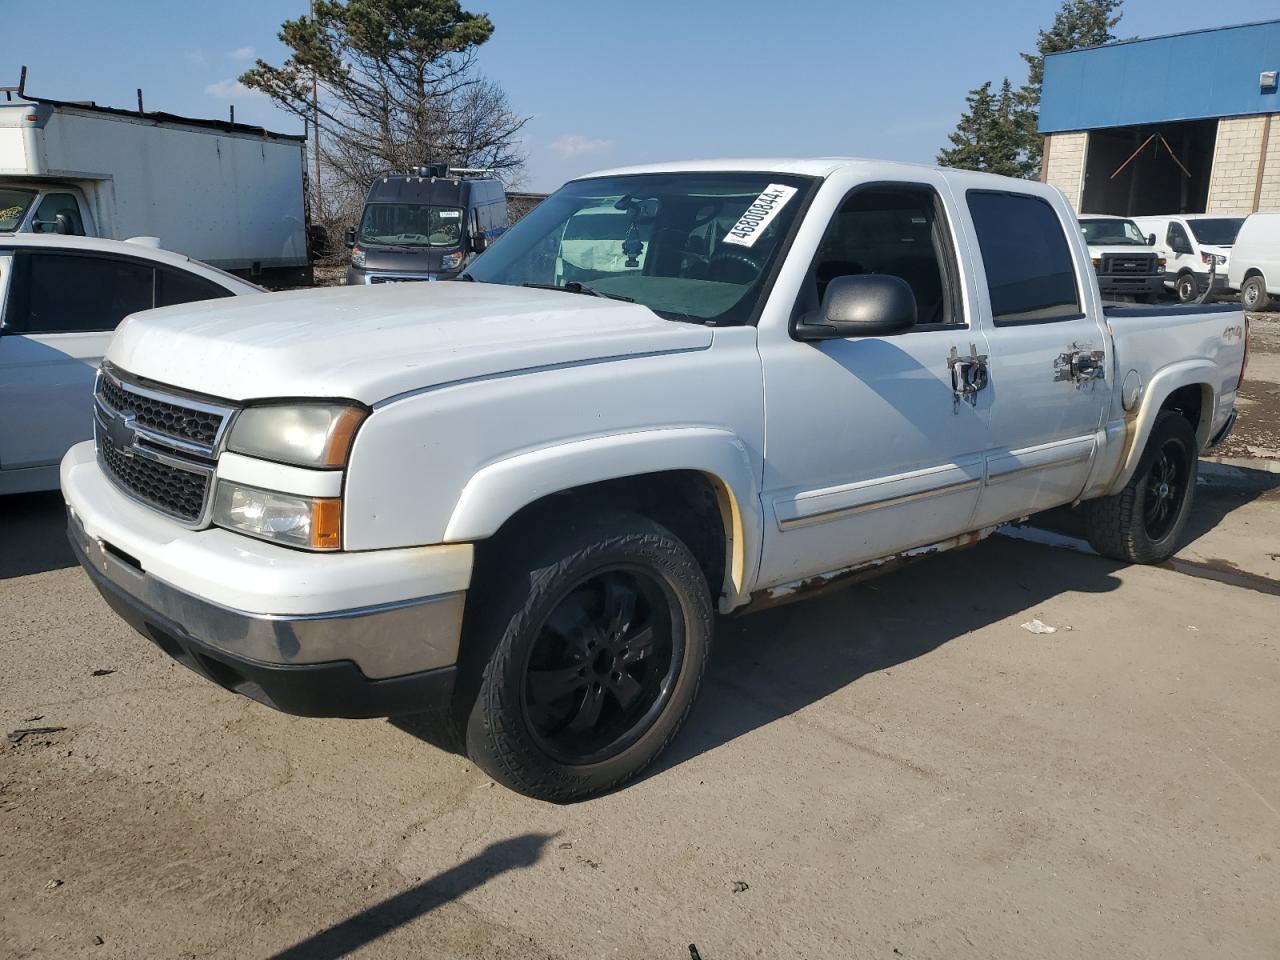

{"left": 2, "top": 311, "right": 1278, "bottom": 959}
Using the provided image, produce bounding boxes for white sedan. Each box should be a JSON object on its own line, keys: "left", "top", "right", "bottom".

{"left": 0, "top": 234, "right": 261, "bottom": 494}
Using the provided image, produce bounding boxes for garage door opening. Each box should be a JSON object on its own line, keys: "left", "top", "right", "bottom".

{"left": 1080, "top": 119, "right": 1217, "bottom": 215}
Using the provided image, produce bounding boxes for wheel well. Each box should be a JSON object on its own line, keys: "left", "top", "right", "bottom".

{"left": 1243, "top": 268, "right": 1264, "bottom": 281}
{"left": 477, "top": 470, "right": 731, "bottom": 604}
{"left": 1159, "top": 383, "right": 1209, "bottom": 440}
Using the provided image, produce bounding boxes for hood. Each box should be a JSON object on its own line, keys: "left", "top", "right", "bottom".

{"left": 357, "top": 244, "right": 455, "bottom": 274}
{"left": 1087, "top": 244, "right": 1158, "bottom": 258}
{"left": 106, "top": 282, "right": 713, "bottom": 405}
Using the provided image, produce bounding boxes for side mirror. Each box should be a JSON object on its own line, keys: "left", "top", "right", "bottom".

{"left": 1147, "top": 233, "right": 1157, "bottom": 246}
{"left": 470, "top": 232, "right": 488, "bottom": 254}
{"left": 54, "top": 212, "right": 74, "bottom": 235}
{"left": 344, "top": 226, "right": 356, "bottom": 248}
{"left": 794, "top": 274, "right": 917, "bottom": 341}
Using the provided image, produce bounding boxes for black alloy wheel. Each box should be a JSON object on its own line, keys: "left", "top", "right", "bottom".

{"left": 1143, "top": 438, "right": 1188, "bottom": 542}
{"left": 461, "top": 511, "right": 713, "bottom": 802}
{"left": 522, "top": 567, "right": 681, "bottom": 765}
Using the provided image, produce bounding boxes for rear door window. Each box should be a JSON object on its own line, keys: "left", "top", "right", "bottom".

{"left": 966, "top": 191, "right": 1081, "bottom": 325}
{"left": 156, "top": 267, "right": 234, "bottom": 307}
{"left": 6, "top": 252, "right": 154, "bottom": 334}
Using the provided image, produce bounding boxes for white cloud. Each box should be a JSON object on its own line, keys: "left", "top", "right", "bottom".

{"left": 226, "top": 46, "right": 256, "bottom": 61}
{"left": 549, "top": 134, "right": 613, "bottom": 159}
{"left": 204, "top": 79, "right": 262, "bottom": 99}
{"left": 183, "top": 50, "right": 206, "bottom": 65}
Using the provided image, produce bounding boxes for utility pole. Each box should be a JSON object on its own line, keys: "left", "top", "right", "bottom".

{"left": 310, "top": 0, "right": 324, "bottom": 218}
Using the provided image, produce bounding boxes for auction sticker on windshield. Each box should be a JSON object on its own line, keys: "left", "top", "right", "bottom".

{"left": 723, "top": 184, "right": 798, "bottom": 247}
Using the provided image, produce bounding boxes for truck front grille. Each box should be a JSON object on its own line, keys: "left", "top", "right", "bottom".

{"left": 94, "top": 366, "right": 235, "bottom": 526}
{"left": 99, "top": 428, "right": 211, "bottom": 522}
{"left": 98, "top": 375, "right": 225, "bottom": 447}
{"left": 1103, "top": 254, "right": 1159, "bottom": 275}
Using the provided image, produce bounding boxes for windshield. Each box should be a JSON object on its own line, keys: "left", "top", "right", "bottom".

{"left": 463, "top": 172, "right": 815, "bottom": 324}
{"left": 0, "top": 188, "right": 36, "bottom": 232}
{"left": 358, "top": 203, "right": 463, "bottom": 248}
{"left": 1187, "top": 217, "right": 1244, "bottom": 246}
{"left": 1079, "top": 218, "right": 1148, "bottom": 246}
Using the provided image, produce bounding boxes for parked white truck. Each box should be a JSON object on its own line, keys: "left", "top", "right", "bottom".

{"left": 62, "top": 159, "right": 1248, "bottom": 801}
{"left": 0, "top": 88, "right": 309, "bottom": 284}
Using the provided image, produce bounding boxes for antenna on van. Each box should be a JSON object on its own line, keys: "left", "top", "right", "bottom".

{"left": 1, "top": 66, "right": 28, "bottom": 102}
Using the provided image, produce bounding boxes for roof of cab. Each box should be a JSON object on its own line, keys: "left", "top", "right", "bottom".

{"left": 573, "top": 156, "right": 1066, "bottom": 196}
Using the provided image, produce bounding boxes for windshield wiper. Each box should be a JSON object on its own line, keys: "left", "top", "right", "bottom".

{"left": 523, "top": 281, "right": 635, "bottom": 303}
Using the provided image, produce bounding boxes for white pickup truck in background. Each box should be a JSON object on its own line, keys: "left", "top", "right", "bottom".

{"left": 62, "top": 158, "right": 1248, "bottom": 801}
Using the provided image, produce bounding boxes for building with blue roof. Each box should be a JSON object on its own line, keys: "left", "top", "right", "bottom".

{"left": 1039, "top": 19, "right": 1279, "bottom": 215}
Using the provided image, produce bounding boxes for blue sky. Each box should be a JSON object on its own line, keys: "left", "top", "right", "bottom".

{"left": 17, "top": 0, "right": 1280, "bottom": 191}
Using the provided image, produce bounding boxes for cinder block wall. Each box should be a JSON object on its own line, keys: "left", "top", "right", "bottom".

{"left": 1206, "top": 115, "right": 1273, "bottom": 214}
{"left": 1041, "top": 132, "right": 1088, "bottom": 209}
{"left": 1258, "top": 119, "right": 1280, "bottom": 212}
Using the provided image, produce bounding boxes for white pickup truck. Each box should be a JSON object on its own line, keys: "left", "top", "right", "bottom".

{"left": 62, "top": 159, "right": 1248, "bottom": 801}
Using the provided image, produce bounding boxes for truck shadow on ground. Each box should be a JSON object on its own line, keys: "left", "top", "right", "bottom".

{"left": 646, "top": 533, "right": 1128, "bottom": 780}
{"left": 267, "top": 833, "right": 553, "bottom": 960}
{"left": 0, "top": 491, "right": 75, "bottom": 580}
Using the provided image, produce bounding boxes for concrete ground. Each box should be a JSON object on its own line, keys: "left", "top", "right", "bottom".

{"left": 2, "top": 468, "right": 1279, "bottom": 960}
{"left": 2, "top": 313, "right": 1278, "bottom": 959}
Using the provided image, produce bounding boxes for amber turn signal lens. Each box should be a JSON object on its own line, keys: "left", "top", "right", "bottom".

{"left": 322, "top": 406, "right": 367, "bottom": 467}
{"left": 310, "top": 498, "right": 343, "bottom": 550}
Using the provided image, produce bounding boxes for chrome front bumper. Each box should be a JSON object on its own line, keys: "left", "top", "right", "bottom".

{"left": 68, "top": 509, "right": 463, "bottom": 718}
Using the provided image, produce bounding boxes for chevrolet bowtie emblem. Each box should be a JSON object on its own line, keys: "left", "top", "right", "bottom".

{"left": 107, "top": 410, "right": 139, "bottom": 456}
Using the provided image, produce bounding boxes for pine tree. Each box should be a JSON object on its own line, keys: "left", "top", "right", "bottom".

{"left": 938, "top": 79, "right": 1027, "bottom": 178}
{"left": 938, "top": 0, "right": 1125, "bottom": 180}
{"left": 1015, "top": 0, "right": 1125, "bottom": 176}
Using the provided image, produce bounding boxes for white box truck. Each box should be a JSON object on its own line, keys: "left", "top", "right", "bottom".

{"left": 0, "top": 82, "right": 310, "bottom": 285}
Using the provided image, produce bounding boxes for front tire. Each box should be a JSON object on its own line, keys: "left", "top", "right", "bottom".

{"left": 462, "top": 511, "right": 713, "bottom": 802}
{"left": 1241, "top": 275, "right": 1272, "bottom": 312}
{"left": 1082, "top": 412, "right": 1198, "bottom": 564}
{"left": 1175, "top": 272, "right": 1199, "bottom": 304}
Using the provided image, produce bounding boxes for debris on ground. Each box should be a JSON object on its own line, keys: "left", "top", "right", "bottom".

{"left": 92, "top": 936, "right": 104, "bottom": 946}
{"left": 91, "top": 669, "right": 115, "bottom": 677}
{"left": 730, "top": 880, "right": 749, "bottom": 893}
{"left": 1020, "top": 619, "right": 1057, "bottom": 635}
{"left": 557, "top": 841, "right": 573, "bottom": 850}
{"left": 8, "top": 727, "right": 67, "bottom": 744}
{"left": 22, "top": 715, "right": 43, "bottom": 723}
{"left": 45, "top": 879, "right": 63, "bottom": 890}
{"left": 689, "top": 945, "right": 703, "bottom": 960}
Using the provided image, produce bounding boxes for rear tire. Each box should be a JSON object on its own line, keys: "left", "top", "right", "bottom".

{"left": 1082, "top": 412, "right": 1198, "bottom": 564}
{"left": 461, "top": 511, "right": 713, "bottom": 802}
{"left": 1241, "top": 275, "right": 1272, "bottom": 312}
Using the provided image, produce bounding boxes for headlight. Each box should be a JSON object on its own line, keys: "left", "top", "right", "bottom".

{"left": 441, "top": 251, "right": 463, "bottom": 271}
{"left": 351, "top": 246, "right": 366, "bottom": 268}
{"left": 227, "top": 403, "right": 367, "bottom": 468}
{"left": 212, "top": 481, "right": 342, "bottom": 550}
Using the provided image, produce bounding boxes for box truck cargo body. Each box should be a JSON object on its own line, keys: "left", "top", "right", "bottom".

{"left": 0, "top": 96, "right": 309, "bottom": 283}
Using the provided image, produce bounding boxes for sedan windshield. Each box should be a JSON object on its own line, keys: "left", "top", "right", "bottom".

{"left": 1079, "top": 218, "right": 1148, "bottom": 246}
{"left": 1187, "top": 217, "right": 1245, "bottom": 246}
{"left": 463, "top": 172, "right": 815, "bottom": 324}
{"left": 0, "top": 187, "right": 36, "bottom": 232}
{"left": 358, "top": 204, "right": 463, "bottom": 248}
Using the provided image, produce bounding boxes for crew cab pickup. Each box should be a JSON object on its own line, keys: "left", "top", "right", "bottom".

{"left": 62, "top": 159, "right": 1248, "bottom": 801}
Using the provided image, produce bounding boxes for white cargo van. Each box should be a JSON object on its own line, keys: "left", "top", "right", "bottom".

{"left": 0, "top": 87, "right": 310, "bottom": 285}
{"left": 1132, "top": 214, "right": 1244, "bottom": 304}
{"left": 1226, "top": 212, "right": 1280, "bottom": 311}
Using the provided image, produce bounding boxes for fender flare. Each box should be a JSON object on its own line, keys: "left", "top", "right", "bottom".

{"left": 443, "top": 427, "right": 763, "bottom": 610}
{"left": 1111, "top": 360, "right": 1216, "bottom": 491}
